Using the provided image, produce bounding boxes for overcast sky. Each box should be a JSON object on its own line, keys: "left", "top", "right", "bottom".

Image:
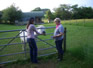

{"left": 0, "top": 0, "right": 93, "bottom": 12}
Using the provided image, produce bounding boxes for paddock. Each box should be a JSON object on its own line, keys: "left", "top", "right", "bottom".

{"left": 0, "top": 26, "right": 66, "bottom": 64}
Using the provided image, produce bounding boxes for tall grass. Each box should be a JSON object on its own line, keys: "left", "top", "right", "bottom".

{"left": 62, "top": 19, "right": 93, "bottom": 27}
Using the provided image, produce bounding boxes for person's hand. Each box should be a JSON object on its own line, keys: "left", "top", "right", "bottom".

{"left": 51, "top": 36, "right": 57, "bottom": 39}
{"left": 53, "top": 36, "right": 56, "bottom": 38}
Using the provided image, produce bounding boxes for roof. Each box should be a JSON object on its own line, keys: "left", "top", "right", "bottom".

{"left": 22, "top": 11, "right": 45, "bottom": 18}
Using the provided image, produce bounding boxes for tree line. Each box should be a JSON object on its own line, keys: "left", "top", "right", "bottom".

{"left": 0, "top": 5, "right": 22, "bottom": 24}
{"left": 45, "top": 4, "right": 93, "bottom": 21}
{"left": 0, "top": 4, "right": 93, "bottom": 24}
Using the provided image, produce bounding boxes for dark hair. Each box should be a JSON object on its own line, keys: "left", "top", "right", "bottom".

{"left": 26, "top": 17, "right": 34, "bottom": 29}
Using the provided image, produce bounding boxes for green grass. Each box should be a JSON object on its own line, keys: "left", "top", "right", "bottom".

{"left": 0, "top": 19, "right": 93, "bottom": 68}
{"left": 3, "top": 52, "right": 93, "bottom": 68}
{"left": 62, "top": 19, "right": 93, "bottom": 27}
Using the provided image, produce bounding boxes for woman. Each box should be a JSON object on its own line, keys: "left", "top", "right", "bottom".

{"left": 53, "top": 18, "right": 64, "bottom": 61}
{"left": 26, "top": 17, "right": 45, "bottom": 63}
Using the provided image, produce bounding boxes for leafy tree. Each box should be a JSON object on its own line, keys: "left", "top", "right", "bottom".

{"left": 0, "top": 11, "right": 2, "bottom": 18}
{"left": 54, "top": 4, "right": 93, "bottom": 19}
{"left": 71, "top": 6, "right": 93, "bottom": 19}
{"left": 53, "top": 8, "right": 63, "bottom": 19}
{"left": 45, "top": 10, "right": 54, "bottom": 23}
{"left": 2, "top": 5, "right": 22, "bottom": 24}
{"left": 32, "top": 7, "right": 41, "bottom": 11}
{"left": 71, "top": 4, "right": 78, "bottom": 19}
{"left": 0, "top": 11, "right": 2, "bottom": 23}
{"left": 78, "top": 7, "right": 93, "bottom": 19}
{"left": 53, "top": 4, "right": 72, "bottom": 20}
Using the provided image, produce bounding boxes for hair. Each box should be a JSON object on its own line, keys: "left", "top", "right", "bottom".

{"left": 26, "top": 17, "right": 34, "bottom": 29}
{"left": 54, "top": 18, "right": 61, "bottom": 23}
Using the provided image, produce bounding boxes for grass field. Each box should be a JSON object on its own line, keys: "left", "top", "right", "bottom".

{"left": 0, "top": 19, "right": 93, "bottom": 68}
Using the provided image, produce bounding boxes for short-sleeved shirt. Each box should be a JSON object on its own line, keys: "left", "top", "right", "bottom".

{"left": 27, "top": 24, "right": 40, "bottom": 39}
{"left": 54, "top": 24, "right": 64, "bottom": 41}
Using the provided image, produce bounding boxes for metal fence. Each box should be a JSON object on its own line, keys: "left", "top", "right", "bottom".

{"left": 0, "top": 26, "right": 66, "bottom": 64}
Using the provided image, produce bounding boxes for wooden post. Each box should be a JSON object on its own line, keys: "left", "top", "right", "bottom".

{"left": 64, "top": 27, "right": 66, "bottom": 52}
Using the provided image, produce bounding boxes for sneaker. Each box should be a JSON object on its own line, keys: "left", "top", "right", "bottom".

{"left": 57, "top": 58, "right": 62, "bottom": 61}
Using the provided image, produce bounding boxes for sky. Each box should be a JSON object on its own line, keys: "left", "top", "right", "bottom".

{"left": 0, "top": 0, "right": 93, "bottom": 12}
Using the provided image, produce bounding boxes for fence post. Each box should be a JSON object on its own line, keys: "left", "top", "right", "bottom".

{"left": 64, "top": 27, "right": 66, "bottom": 52}
{"left": 23, "top": 31, "right": 27, "bottom": 59}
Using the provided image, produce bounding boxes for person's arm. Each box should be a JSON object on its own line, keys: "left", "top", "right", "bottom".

{"left": 32, "top": 26, "right": 45, "bottom": 35}
{"left": 53, "top": 26, "right": 64, "bottom": 38}
{"left": 53, "top": 32, "right": 63, "bottom": 38}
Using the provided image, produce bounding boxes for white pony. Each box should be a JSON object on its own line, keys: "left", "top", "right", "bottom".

{"left": 19, "top": 25, "right": 46, "bottom": 50}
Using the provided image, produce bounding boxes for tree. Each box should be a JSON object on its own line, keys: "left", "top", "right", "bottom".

{"left": 2, "top": 4, "right": 22, "bottom": 24}
{"left": 45, "top": 10, "right": 54, "bottom": 23}
{"left": 71, "top": 5, "right": 93, "bottom": 19}
{"left": 32, "top": 7, "right": 41, "bottom": 11}
{"left": 54, "top": 4, "right": 93, "bottom": 19}
{"left": 0, "top": 11, "right": 2, "bottom": 23}
{"left": 53, "top": 4, "right": 72, "bottom": 20}
{"left": 78, "top": 7, "right": 93, "bottom": 19}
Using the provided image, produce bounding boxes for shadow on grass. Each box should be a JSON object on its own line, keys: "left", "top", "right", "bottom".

{"left": 2, "top": 51, "right": 93, "bottom": 68}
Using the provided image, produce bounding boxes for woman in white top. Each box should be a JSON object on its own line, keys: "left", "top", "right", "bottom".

{"left": 26, "top": 17, "right": 45, "bottom": 63}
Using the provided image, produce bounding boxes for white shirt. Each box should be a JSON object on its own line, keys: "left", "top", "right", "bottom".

{"left": 27, "top": 24, "right": 40, "bottom": 38}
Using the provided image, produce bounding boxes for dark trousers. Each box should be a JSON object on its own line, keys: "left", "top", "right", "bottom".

{"left": 55, "top": 39, "right": 64, "bottom": 59}
{"left": 27, "top": 38, "right": 38, "bottom": 63}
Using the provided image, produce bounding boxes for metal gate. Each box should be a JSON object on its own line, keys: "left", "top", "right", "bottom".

{"left": 0, "top": 26, "right": 66, "bottom": 64}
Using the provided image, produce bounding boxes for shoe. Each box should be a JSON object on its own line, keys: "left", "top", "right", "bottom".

{"left": 57, "top": 58, "right": 62, "bottom": 61}
{"left": 32, "top": 61, "right": 40, "bottom": 64}
{"left": 56, "top": 57, "right": 59, "bottom": 59}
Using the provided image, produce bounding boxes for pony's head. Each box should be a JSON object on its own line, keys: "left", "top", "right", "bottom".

{"left": 37, "top": 25, "right": 46, "bottom": 34}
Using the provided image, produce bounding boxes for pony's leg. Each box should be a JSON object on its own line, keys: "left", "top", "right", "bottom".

{"left": 22, "top": 41, "right": 25, "bottom": 50}
{"left": 22, "top": 42, "right": 27, "bottom": 51}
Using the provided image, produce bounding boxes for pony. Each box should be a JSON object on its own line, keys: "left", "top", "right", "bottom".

{"left": 19, "top": 25, "right": 46, "bottom": 50}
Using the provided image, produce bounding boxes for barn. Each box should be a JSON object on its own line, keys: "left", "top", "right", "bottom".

{"left": 22, "top": 11, "right": 45, "bottom": 24}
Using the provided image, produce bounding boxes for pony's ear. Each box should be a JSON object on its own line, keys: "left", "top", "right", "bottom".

{"left": 20, "top": 30, "right": 22, "bottom": 33}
